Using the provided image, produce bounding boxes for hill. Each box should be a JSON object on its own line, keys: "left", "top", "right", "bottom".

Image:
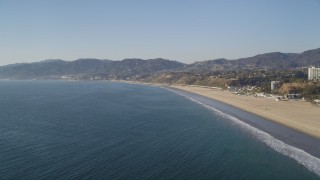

{"left": 1, "top": 48, "right": 320, "bottom": 80}
{"left": 186, "top": 48, "right": 320, "bottom": 72}
{"left": 0, "top": 58, "right": 185, "bottom": 79}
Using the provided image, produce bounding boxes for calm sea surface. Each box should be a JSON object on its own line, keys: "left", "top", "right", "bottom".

{"left": 0, "top": 80, "right": 318, "bottom": 179}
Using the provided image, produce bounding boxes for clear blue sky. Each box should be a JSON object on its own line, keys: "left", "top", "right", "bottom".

{"left": 1, "top": 0, "right": 320, "bottom": 65}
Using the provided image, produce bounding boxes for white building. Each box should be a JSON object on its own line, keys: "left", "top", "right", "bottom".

{"left": 271, "top": 81, "right": 280, "bottom": 91}
{"left": 308, "top": 67, "right": 320, "bottom": 80}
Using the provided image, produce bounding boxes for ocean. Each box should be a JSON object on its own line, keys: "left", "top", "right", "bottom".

{"left": 0, "top": 80, "right": 319, "bottom": 179}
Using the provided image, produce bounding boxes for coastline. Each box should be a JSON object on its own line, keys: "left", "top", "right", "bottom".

{"left": 74, "top": 79, "right": 320, "bottom": 141}
{"left": 169, "top": 85, "right": 320, "bottom": 139}
{"left": 2, "top": 80, "right": 320, "bottom": 176}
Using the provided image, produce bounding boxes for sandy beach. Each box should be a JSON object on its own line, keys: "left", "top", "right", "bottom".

{"left": 170, "top": 85, "right": 320, "bottom": 139}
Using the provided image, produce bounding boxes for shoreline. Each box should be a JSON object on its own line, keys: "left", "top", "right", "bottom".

{"left": 4, "top": 79, "right": 319, "bottom": 140}
{"left": 164, "top": 86, "right": 320, "bottom": 176}
{"left": 169, "top": 85, "right": 320, "bottom": 139}
{"left": 2, "top": 79, "right": 320, "bottom": 174}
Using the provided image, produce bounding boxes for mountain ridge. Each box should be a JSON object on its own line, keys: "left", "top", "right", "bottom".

{"left": 185, "top": 48, "right": 320, "bottom": 71}
{"left": 1, "top": 48, "right": 320, "bottom": 79}
{"left": 0, "top": 58, "right": 185, "bottom": 79}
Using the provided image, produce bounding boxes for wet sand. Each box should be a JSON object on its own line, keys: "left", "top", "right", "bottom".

{"left": 170, "top": 85, "right": 320, "bottom": 139}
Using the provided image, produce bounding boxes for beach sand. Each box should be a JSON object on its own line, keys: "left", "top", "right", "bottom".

{"left": 170, "top": 85, "right": 320, "bottom": 139}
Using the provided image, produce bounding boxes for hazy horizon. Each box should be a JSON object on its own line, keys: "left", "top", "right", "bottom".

{"left": 1, "top": 47, "right": 320, "bottom": 66}
{"left": 1, "top": 0, "right": 320, "bottom": 66}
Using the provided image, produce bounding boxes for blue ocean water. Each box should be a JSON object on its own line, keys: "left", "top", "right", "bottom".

{"left": 0, "top": 80, "right": 319, "bottom": 179}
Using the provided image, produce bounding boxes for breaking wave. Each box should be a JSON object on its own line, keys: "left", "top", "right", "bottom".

{"left": 169, "top": 89, "right": 320, "bottom": 177}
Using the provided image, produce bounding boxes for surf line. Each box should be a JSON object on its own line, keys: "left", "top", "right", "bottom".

{"left": 166, "top": 88, "right": 320, "bottom": 177}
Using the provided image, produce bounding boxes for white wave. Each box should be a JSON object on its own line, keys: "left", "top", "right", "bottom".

{"left": 168, "top": 89, "right": 320, "bottom": 177}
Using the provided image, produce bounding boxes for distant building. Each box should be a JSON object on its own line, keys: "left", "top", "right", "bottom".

{"left": 284, "top": 94, "right": 302, "bottom": 99}
{"left": 271, "top": 81, "right": 280, "bottom": 91}
{"left": 314, "top": 99, "right": 320, "bottom": 103}
{"left": 227, "top": 86, "right": 241, "bottom": 92}
{"left": 308, "top": 67, "right": 320, "bottom": 80}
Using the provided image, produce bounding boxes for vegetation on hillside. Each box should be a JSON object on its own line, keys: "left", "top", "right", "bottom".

{"left": 0, "top": 48, "right": 319, "bottom": 102}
